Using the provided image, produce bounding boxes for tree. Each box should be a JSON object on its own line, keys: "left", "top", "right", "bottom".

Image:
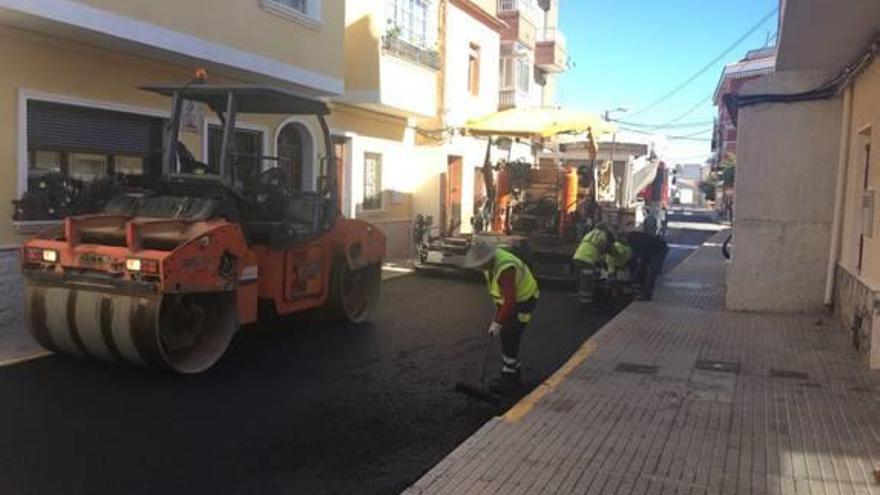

{"left": 699, "top": 180, "right": 717, "bottom": 201}
{"left": 720, "top": 165, "right": 735, "bottom": 186}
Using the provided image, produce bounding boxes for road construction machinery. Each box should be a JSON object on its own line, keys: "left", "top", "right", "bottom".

{"left": 20, "top": 84, "right": 385, "bottom": 373}
{"left": 415, "top": 108, "right": 616, "bottom": 283}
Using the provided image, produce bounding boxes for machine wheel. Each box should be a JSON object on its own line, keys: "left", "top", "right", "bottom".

{"left": 327, "top": 260, "right": 381, "bottom": 324}
{"left": 158, "top": 292, "right": 238, "bottom": 374}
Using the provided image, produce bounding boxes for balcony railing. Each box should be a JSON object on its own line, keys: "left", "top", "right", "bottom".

{"left": 499, "top": 89, "right": 532, "bottom": 109}
{"left": 382, "top": 36, "right": 441, "bottom": 71}
{"left": 498, "top": 0, "right": 543, "bottom": 22}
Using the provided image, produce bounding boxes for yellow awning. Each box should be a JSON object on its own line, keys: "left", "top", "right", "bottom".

{"left": 464, "top": 107, "right": 617, "bottom": 139}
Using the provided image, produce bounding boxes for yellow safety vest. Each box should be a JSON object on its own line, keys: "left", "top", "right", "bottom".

{"left": 485, "top": 249, "right": 540, "bottom": 312}
{"left": 606, "top": 241, "right": 632, "bottom": 272}
{"left": 573, "top": 229, "right": 608, "bottom": 264}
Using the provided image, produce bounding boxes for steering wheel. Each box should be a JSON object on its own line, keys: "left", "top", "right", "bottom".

{"left": 257, "top": 166, "right": 289, "bottom": 187}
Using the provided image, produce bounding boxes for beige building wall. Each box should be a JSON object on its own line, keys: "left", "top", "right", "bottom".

{"left": 830, "top": 58, "right": 880, "bottom": 368}
{"left": 839, "top": 58, "right": 880, "bottom": 281}
{"left": 73, "top": 0, "right": 345, "bottom": 81}
{"left": 0, "top": 27, "right": 189, "bottom": 246}
{"left": 727, "top": 70, "right": 842, "bottom": 312}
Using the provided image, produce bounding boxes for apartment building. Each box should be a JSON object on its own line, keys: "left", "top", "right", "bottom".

{"left": 711, "top": 47, "right": 775, "bottom": 218}
{"left": 340, "top": 0, "right": 567, "bottom": 255}
{"left": 0, "top": 0, "right": 345, "bottom": 246}
{"left": 727, "top": 0, "right": 880, "bottom": 367}
{"left": 1, "top": 0, "right": 567, "bottom": 261}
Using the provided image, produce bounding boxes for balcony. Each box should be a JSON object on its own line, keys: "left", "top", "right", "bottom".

{"left": 381, "top": 36, "right": 441, "bottom": 71}
{"left": 499, "top": 89, "right": 533, "bottom": 110}
{"left": 498, "top": 0, "right": 543, "bottom": 22}
{"left": 496, "top": 0, "right": 540, "bottom": 49}
{"left": 535, "top": 28, "right": 567, "bottom": 73}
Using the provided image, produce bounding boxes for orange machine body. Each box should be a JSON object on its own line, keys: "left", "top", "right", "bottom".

{"left": 21, "top": 214, "right": 386, "bottom": 326}
{"left": 558, "top": 166, "right": 579, "bottom": 235}
{"left": 492, "top": 167, "right": 512, "bottom": 233}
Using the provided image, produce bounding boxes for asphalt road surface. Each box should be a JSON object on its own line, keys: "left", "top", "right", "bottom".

{"left": 0, "top": 225, "right": 712, "bottom": 495}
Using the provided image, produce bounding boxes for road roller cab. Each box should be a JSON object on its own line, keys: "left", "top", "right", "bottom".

{"left": 21, "top": 84, "right": 386, "bottom": 373}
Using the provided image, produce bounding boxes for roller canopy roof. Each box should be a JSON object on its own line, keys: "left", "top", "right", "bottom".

{"left": 464, "top": 107, "right": 616, "bottom": 139}
{"left": 141, "top": 85, "right": 330, "bottom": 115}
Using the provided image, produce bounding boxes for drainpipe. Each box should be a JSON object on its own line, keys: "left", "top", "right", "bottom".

{"left": 824, "top": 85, "right": 854, "bottom": 306}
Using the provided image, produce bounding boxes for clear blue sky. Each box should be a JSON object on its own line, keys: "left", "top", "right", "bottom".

{"left": 557, "top": 0, "right": 778, "bottom": 163}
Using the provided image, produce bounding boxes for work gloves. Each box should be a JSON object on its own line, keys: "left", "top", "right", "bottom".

{"left": 488, "top": 321, "right": 503, "bottom": 337}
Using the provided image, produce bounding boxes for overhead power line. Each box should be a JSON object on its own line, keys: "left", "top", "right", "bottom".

{"left": 619, "top": 126, "right": 714, "bottom": 142}
{"left": 626, "top": 7, "right": 779, "bottom": 119}
{"left": 613, "top": 119, "right": 714, "bottom": 129}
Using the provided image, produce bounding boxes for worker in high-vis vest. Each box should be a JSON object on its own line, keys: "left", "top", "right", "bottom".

{"left": 463, "top": 241, "right": 539, "bottom": 394}
{"left": 605, "top": 240, "right": 633, "bottom": 277}
{"left": 572, "top": 226, "right": 613, "bottom": 304}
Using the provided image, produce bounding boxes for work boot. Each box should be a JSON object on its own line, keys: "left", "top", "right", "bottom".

{"left": 488, "top": 370, "right": 523, "bottom": 395}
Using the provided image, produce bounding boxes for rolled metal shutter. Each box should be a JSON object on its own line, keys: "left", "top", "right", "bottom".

{"left": 27, "top": 100, "right": 160, "bottom": 155}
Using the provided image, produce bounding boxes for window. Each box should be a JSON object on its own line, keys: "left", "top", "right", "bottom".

{"left": 363, "top": 153, "right": 383, "bottom": 210}
{"left": 208, "top": 125, "right": 265, "bottom": 176}
{"left": 516, "top": 57, "right": 530, "bottom": 93}
{"left": 386, "top": 0, "right": 431, "bottom": 47}
{"left": 25, "top": 100, "right": 161, "bottom": 185}
{"left": 501, "top": 57, "right": 530, "bottom": 93}
{"left": 30, "top": 151, "right": 61, "bottom": 173}
{"left": 468, "top": 43, "right": 481, "bottom": 96}
{"left": 260, "top": 0, "right": 321, "bottom": 25}
{"left": 114, "top": 155, "right": 145, "bottom": 176}
{"left": 69, "top": 153, "right": 108, "bottom": 182}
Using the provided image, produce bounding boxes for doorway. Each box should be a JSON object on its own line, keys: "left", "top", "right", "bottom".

{"left": 858, "top": 138, "right": 872, "bottom": 274}
{"left": 277, "top": 122, "right": 314, "bottom": 191}
{"left": 332, "top": 136, "right": 348, "bottom": 213}
{"left": 444, "top": 156, "right": 463, "bottom": 236}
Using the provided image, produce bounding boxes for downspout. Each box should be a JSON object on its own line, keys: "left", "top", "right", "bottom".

{"left": 824, "top": 85, "right": 854, "bottom": 306}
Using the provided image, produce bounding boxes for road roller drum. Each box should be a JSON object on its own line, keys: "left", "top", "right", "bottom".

{"left": 26, "top": 284, "right": 237, "bottom": 373}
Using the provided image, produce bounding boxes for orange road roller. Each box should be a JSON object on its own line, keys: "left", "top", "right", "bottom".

{"left": 20, "top": 84, "right": 385, "bottom": 373}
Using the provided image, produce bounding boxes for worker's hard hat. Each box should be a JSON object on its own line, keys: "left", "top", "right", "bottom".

{"left": 462, "top": 241, "right": 497, "bottom": 269}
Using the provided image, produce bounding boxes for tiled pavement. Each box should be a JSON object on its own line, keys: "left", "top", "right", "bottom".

{"left": 0, "top": 249, "right": 45, "bottom": 365}
{"left": 404, "top": 232, "right": 880, "bottom": 495}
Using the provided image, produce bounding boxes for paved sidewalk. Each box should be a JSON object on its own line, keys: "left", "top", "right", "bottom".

{"left": 404, "top": 231, "right": 880, "bottom": 495}
{"left": 0, "top": 249, "right": 46, "bottom": 365}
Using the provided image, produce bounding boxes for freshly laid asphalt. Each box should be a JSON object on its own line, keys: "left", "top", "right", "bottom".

{"left": 0, "top": 224, "right": 712, "bottom": 495}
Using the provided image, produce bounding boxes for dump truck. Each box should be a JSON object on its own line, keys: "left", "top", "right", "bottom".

{"left": 20, "top": 84, "right": 385, "bottom": 373}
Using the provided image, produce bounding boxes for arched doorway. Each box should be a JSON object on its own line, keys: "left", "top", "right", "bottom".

{"left": 276, "top": 122, "right": 313, "bottom": 191}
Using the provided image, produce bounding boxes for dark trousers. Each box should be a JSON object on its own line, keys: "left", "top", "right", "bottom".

{"left": 641, "top": 246, "right": 668, "bottom": 299}
{"left": 497, "top": 297, "right": 537, "bottom": 362}
{"left": 574, "top": 261, "right": 598, "bottom": 302}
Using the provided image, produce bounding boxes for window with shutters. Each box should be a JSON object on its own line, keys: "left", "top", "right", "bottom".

{"left": 26, "top": 100, "right": 162, "bottom": 183}
{"left": 363, "top": 152, "right": 383, "bottom": 211}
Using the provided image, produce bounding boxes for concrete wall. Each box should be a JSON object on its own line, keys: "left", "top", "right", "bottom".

{"left": 727, "top": 70, "right": 842, "bottom": 312}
